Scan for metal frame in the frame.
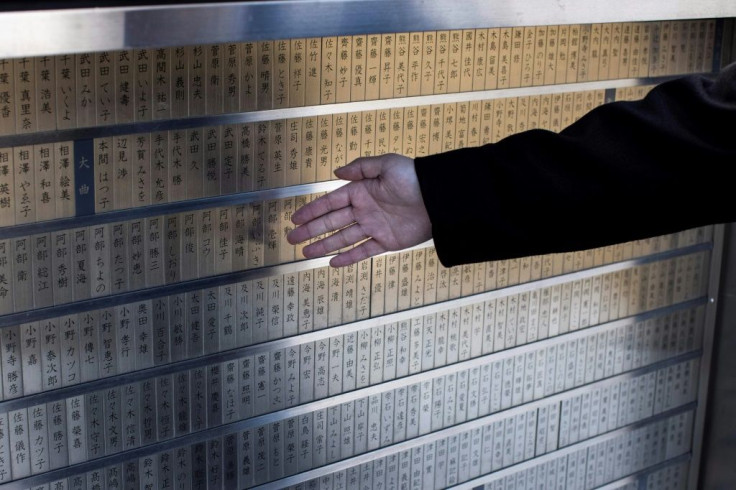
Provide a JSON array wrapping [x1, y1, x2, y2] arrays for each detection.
[[0, 239, 711, 327], [0, 180, 345, 241], [688, 224, 726, 489], [258, 402, 698, 490], [0, 74, 686, 241], [0, 357, 700, 490], [0, 295, 706, 413], [455, 453, 692, 490], [0, 238, 714, 487], [2, 0, 736, 58], [0, 74, 690, 150], [0, 3, 731, 489]]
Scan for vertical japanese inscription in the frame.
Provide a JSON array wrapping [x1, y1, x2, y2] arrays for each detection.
[[35, 58, 57, 131], [0, 58, 15, 135]]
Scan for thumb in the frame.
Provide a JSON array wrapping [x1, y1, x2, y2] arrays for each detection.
[[334, 156, 386, 181]]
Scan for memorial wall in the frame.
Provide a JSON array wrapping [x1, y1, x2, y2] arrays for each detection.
[[0, 6, 732, 489]]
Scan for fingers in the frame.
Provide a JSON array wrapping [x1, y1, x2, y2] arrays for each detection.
[[286, 206, 355, 245], [334, 155, 387, 181], [329, 238, 386, 268], [292, 155, 393, 227], [291, 185, 351, 225], [302, 223, 368, 258]]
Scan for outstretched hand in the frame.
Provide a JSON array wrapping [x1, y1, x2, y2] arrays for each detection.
[[287, 154, 432, 267]]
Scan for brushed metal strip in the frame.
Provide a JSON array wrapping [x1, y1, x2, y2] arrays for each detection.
[[0, 357, 700, 490], [0, 74, 695, 149], [0, 241, 711, 330], [254, 402, 697, 489], [0, 297, 705, 412], [687, 224, 726, 490], [0, 180, 344, 240], [2, 1, 735, 57], [452, 452, 691, 490]]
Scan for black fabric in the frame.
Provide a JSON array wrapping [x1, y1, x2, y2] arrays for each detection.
[[415, 63, 736, 267]]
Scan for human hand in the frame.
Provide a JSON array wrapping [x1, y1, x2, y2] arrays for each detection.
[[287, 153, 432, 267]]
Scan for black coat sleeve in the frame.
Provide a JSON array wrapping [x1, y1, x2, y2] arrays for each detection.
[[414, 63, 736, 267]]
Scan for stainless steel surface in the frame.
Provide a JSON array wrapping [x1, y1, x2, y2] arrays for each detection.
[[0, 180, 344, 240], [0, 350, 699, 489], [0, 3, 729, 488], [453, 451, 691, 490], [0, 74, 694, 150], [688, 225, 725, 490], [2, 1, 736, 58], [593, 475, 641, 490], [0, 240, 710, 329], [0, 295, 705, 413], [254, 403, 697, 490], [700, 223, 736, 490], [0, 253, 333, 328]]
